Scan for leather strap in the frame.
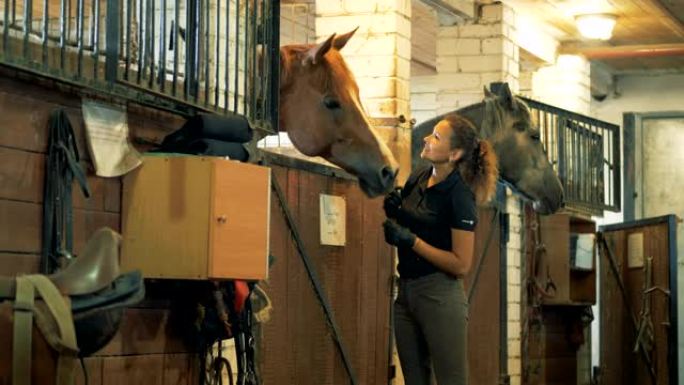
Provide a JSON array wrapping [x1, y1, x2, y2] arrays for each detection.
[[12, 277, 35, 385]]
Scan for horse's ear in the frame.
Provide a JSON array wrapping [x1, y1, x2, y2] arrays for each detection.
[[303, 33, 336, 66], [496, 82, 518, 112], [333, 27, 359, 51], [483, 86, 495, 99]]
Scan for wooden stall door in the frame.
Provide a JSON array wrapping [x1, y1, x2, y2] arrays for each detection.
[[464, 207, 501, 385], [599, 215, 678, 385]]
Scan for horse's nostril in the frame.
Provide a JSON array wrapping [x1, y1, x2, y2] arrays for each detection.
[[380, 166, 396, 183]]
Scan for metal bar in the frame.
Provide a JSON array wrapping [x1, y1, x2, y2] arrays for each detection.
[[213, 0, 219, 109], [192, 0, 199, 101], [124, 0, 131, 80], [250, 0, 257, 120], [93, 0, 101, 80], [160, 0, 166, 91], [3, 0, 9, 55], [77, 0, 84, 78], [268, 0, 279, 131], [203, 0, 208, 106], [233, 0, 239, 111], [105, 0, 120, 82], [90, 0, 96, 56], [242, 0, 248, 115], [23, 0, 32, 59], [557, 116, 566, 196], [42, 0, 48, 69], [259, 0, 267, 123], [223, 0, 229, 111], [183, 0, 190, 99], [172, 0, 178, 95], [65, 0, 70, 46], [613, 119, 621, 210], [137, 0, 143, 84], [149, 0, 155, 89]]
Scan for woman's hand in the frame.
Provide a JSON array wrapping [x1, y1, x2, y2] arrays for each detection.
[[383, 220, 416, 249], [383, 188, 403, 219]]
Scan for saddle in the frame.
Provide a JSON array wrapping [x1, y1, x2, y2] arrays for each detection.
[[0, 228, 145, 385]]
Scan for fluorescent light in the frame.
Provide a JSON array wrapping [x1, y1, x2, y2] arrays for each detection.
[[575, 14, 616, 40]]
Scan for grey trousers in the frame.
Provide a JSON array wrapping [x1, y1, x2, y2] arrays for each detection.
[[394, 272, 468, 385]]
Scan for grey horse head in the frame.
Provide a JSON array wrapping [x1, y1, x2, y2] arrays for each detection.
[[412, 83, 564, 214]]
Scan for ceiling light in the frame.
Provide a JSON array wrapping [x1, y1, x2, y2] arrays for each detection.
[[575, 14, 616, 40]]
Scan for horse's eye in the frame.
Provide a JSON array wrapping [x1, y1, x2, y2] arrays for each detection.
[[531, 134, 540, 141], [323, 96, 341, 110], [513, 122, 527, 132]]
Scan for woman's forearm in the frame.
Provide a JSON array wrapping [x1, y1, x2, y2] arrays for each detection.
[[411, 237, 471, 276]]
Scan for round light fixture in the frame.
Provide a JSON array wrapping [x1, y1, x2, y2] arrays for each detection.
[[575, 14, 617, 40]]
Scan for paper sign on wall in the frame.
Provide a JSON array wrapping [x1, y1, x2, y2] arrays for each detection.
[[320, 194, 346, 246], [628, 232, 644, 268]]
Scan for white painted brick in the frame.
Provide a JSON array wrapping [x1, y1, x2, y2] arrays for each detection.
[[316, 0, 409, 16], [459, 55, 504, 73], [504, 39, 516, 59], [342, 33, 397, 57], [481, 3, 503, 22], [480, 72, 505, 87], [509, 283, 521, 302], [436, 73, 481, 90], [508, 303, 520, 321], [507, 321, 521, 339], [508, 58, 520, 78], [356, 77, 405, 99], [411, 75, 437, 92], [482, 38, 503, 54], [345, 56, 397, 77], [436, 57, 461, 73], [510, 375, 521, 385], [437, 38, 481, 56], [507, 268, 521, 285], [364, 97, 410, 116], [459, 24, 503, 38], [507, 251, 520, 267], [508, 357, 522, 375], [411, 92, 437, 108], [438, 26, 460, 38], [502, 4, 516, 27], [508, 339, 521, 357], [315, 12, 410, 37], [508, 234, 521, 249]]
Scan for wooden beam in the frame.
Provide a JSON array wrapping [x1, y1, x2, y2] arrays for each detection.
[[560, 43, 684, 59]]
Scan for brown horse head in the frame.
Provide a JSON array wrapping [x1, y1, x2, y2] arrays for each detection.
[[279, 29, 399, 197], [412, 83, 564, 214]]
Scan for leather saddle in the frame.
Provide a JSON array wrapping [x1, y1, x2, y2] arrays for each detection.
[[0, 228, 145, 385]]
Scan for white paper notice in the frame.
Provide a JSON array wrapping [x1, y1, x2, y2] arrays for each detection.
[[574, 234, 595, 270], [628, 232, 644, 268], [82, 99, 142, 177], [320, 194, 346, 246]]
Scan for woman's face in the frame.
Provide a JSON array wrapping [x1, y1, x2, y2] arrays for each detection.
[[420, 120, 463, 164]]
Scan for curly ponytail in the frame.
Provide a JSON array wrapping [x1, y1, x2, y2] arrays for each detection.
[[443, 114, 499, 204]]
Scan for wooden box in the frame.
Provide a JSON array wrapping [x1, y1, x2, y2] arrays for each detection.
[[121, 155, 271, 280], [540, 214, 596, 305]]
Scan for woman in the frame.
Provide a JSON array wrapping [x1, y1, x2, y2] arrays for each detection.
[[383, 114, 498, 385]]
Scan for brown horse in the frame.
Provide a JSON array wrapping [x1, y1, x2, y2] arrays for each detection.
[[278, 29, 399, 197], [412, 83, 564, 214]]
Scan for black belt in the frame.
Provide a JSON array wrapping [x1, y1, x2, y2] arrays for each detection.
[[41, 109, 91, 274]]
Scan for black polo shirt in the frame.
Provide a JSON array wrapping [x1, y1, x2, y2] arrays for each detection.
[[396, 166, 478, 279]]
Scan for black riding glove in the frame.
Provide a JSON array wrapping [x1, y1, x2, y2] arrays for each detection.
[[383, 187, 403, 220], [383, 220, 416, 249]]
